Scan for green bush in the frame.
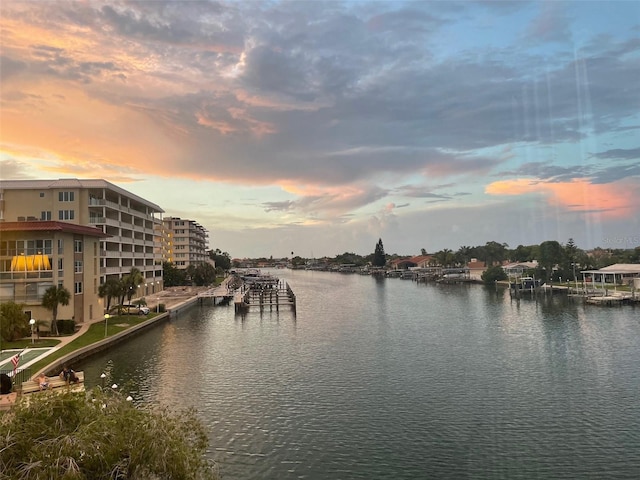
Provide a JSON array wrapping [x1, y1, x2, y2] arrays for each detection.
[[0, 301, 30, 342], [159, 303, 166, 313], [481, 265, 508, 284], [55, 319, 76, 335], [0, 389, 219, 479]]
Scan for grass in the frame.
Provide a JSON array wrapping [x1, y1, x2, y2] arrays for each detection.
[[27, 313, 159, 375]]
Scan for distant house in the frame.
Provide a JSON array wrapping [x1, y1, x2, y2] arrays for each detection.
[[410, 255, 435, 268], [388, 258, 416, 270], [503, 261, 538, 277], [581, 264, 640, 287], [466, 259, 487, 280]]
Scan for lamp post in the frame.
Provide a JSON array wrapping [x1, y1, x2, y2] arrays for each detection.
[[100, 372, 106, 388], [29, 318, 36, 344], [104, 314, 110, 338]]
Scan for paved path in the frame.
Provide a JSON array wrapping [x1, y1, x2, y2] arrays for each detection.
[[1, 281, 232, 376]]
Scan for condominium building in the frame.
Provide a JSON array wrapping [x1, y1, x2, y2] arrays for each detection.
[[161, 217, 209, 269], [0, 179, 165, 316], [0, 221, 107, 325]]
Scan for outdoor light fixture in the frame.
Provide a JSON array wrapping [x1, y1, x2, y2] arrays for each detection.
[[104, 314, 110, 338], [29, 318, 36, 344]]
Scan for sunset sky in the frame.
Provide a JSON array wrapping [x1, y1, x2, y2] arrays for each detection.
[[1, 1, 638, 258]]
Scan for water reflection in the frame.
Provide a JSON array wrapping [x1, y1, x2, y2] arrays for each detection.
[[78, 270, 640, 479]]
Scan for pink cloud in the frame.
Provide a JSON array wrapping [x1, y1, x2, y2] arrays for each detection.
[[485, 178, 639, 219]]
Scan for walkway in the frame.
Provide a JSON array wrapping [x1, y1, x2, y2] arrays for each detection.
[[1, 279, 232, 376], [0, 314, 102, 374]]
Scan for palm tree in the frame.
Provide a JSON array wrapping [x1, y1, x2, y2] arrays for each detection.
[[98, 278, 124, 313], [456, 246, 473, 266], [123, 268, 144, 312], [42, 285, 71, 336], [435, 249, 455, 267]]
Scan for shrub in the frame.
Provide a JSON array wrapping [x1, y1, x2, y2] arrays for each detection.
[[55, 319, 76, 335], [481, 265, 508, 284], [0, 301, 29, 342], [0, 389, 219, 479], [158, 303, 166, 313]]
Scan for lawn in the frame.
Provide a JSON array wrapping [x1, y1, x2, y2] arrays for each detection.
[[28, 314, 158, 375]]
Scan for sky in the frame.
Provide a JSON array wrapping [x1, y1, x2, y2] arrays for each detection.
[[1, 1, 639, 259]]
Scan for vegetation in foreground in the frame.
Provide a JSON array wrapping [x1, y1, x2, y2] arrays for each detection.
[[0, 389, 219, 480]]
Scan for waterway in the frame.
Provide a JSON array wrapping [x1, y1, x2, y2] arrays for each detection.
[[78, 269, 640, 479]]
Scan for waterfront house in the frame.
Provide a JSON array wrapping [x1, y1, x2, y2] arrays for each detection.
[[581, 264, 640, 287], [503, 261, 538, 277], [466, 259, 488, 280]]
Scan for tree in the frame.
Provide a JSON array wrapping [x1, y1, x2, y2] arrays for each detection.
[[98, 278, 124, 312], [373, 238, 386, 267], [538, 240, 564, 281], [0, 389, 219, 479], [42, 285, 71, 336], [481, 265, 508, 284], [192, 263, 216, 286], [563, 238, 580, 281], [291, 255, 305, 267], [455, 246, 472, 266], [122, 267, 144, 306], [510, 244, 535, 262], [435, 249, 455, 267], [483, 241, 508, 266], [209, 249, 231, 271], [163, 261, 186, 287], [185, 265, 197, 285], [0, 301, 29, 342]]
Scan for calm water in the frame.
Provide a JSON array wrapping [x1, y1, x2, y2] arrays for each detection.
[[78, 270, 640, 479]]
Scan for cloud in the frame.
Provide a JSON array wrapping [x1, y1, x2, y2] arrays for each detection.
[[593, 147, 640, 161], [524, 2, 572, 44], [485, 178, 640, 219], [1, 1, 639, 255], [0, 158, 37, 179]]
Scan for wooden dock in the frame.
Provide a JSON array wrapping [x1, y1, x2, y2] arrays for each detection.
[[586, 296, 625, 306], [234, 280, 296, 313], [195, 273, 297, 313]]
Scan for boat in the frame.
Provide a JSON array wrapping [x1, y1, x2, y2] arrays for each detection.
[[510, 276, 541, 290]]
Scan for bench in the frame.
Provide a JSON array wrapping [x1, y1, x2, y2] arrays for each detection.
[[21, 371, 85, 395]]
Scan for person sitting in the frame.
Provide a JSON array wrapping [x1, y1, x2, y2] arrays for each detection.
[[36, 373, 50, 390], [59, 365, 79, 384]]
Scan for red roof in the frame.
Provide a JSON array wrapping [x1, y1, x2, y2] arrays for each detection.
[[0, 221, 109, 237]]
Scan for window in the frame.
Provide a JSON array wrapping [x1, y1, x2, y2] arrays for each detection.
[[74, 240, 83, 253], [58, 191, 75, 202], [74, 261, 83, 273], [58, 239, 64, 254], [58, 258, 64, 273], [41, 211, 52, 220], [39, 192, 44, 197], [58, 210, 75, 220], [74, 282, 83, 294]]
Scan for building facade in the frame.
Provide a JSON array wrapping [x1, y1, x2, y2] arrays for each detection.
[[161, 216, 209, 269], [0, 179, 165, 315], [0, 221, 106, 325]]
